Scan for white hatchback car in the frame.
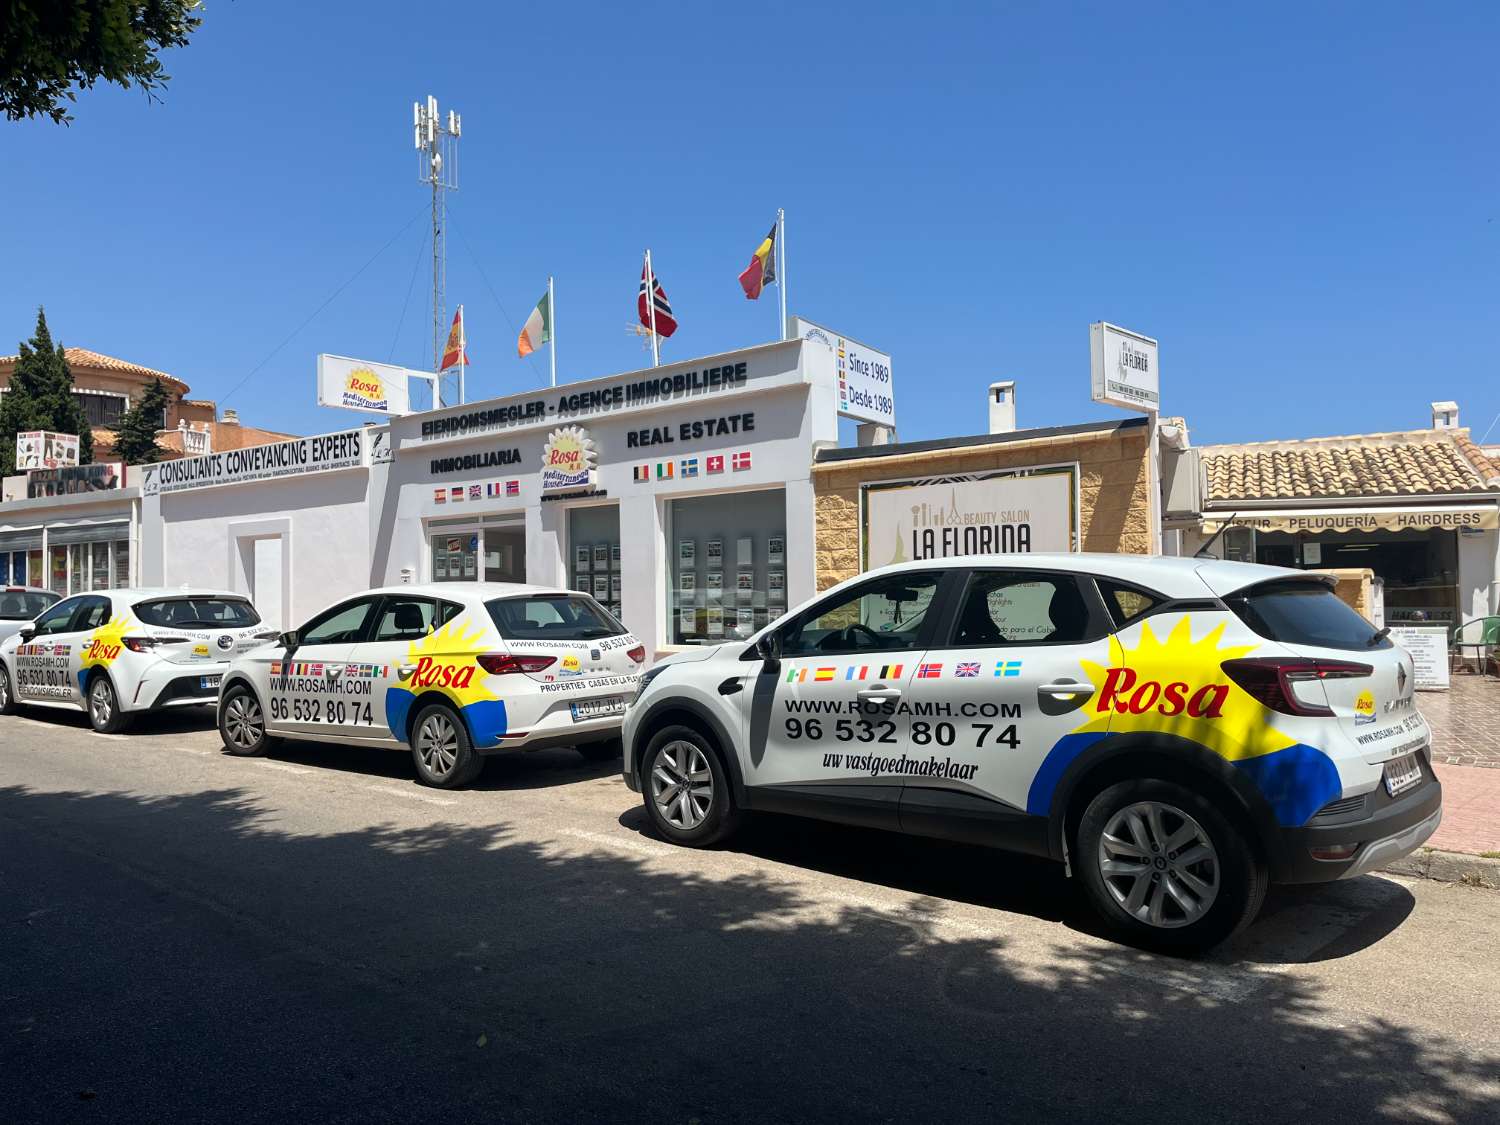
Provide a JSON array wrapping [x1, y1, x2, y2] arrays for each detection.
[[0, 586, 60, 646], [623, 554, 1443, 952], [216, 583, 646, 788], [0, 587, 273, 732]]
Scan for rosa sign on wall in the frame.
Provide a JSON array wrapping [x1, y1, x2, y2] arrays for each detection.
[[862, 468, 1077, 569], [540, 425, 597, 492], [316, 354, 420, 416]]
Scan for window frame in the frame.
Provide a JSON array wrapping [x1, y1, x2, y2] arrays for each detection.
[[1094, 577, 1169, 630], [367, 595, 444, 644], [770, 569, 956, 660], [931, 567, 1114, 651], [70, 594, 113, 632], [32, 595, 83, 636], [295, 596, 382, 647]]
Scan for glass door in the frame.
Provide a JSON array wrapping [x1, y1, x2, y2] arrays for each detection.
[[429, 519, 526, 583], [483, 526, 526, 583]]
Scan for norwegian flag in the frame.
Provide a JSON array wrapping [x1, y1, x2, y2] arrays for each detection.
[[955, 662, 981, 678], [638, 258, 678, 337], [917, 663, 943, 679], [706, 455, 725, 474], [505, 480, 520, 497], [732, 451, 752, 471]]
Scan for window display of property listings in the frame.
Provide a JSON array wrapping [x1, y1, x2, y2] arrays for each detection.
[[668, 489, 785, 644], [569, 505, 623, 621]]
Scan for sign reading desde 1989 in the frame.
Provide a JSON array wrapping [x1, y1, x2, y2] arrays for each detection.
[[789, 316, 896, 429]]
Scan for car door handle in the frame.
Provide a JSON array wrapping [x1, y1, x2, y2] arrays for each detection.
[[397, 663, 417, 679], [1037, 679, 1095, 717], [1038, 680, 1094, 696], [856, 686, 902, 702], [718, 677, 744, 696]]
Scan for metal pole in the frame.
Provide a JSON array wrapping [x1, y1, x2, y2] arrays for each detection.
[[777, 207, 787, 341], [645, 249, 660, 368], [548, 275, 556, 388], [432, 164, 442, 404], [1148, 409, 1163, 555]]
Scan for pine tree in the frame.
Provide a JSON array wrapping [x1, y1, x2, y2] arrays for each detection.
[[113, 377, 170, 465], [0, 307, 93, 475]]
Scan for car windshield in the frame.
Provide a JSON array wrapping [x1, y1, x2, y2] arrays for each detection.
[[1225, 578, 1388, 651], [486, 595, 624, 640], [0, 591, 56, 620], [133, 597, 261, 629]]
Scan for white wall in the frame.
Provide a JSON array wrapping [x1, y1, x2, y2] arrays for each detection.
[[1457, 525, 1499, 621]]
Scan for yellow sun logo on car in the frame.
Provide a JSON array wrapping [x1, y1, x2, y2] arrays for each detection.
[[384, 616, 508, 747], [80, 614, 131, 668]]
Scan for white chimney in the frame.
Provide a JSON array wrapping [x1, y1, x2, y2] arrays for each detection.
[[222, 408, 240, 426], [988, 381, 1016, 434], [1430, 401, 1459, 430]]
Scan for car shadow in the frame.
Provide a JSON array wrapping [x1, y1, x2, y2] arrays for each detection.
[[7, 702, 219, 735], [256, 736, 621, 791]]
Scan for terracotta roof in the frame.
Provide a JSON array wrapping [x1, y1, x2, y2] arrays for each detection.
[[0, 346, 190, 396], [1201, 429, 1500, 503]]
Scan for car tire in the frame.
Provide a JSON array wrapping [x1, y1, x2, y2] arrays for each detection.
[[575, 737, 622, 763], [1075, 778, 1267, 956], [0, 662, 17, 715], [640, 724, 742, 847], [410, 701, 485, 789], [219, 685, 279, 757], [86, 673, 132, 734]]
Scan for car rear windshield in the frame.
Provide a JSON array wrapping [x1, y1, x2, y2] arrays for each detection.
[[486, 595, 624, 640], [133, 597, 261, 629], [1225, 579, 1388, 651], [0, 591, 56, 620]]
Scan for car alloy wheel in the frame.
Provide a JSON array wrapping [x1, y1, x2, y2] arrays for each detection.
[[0, 666, 10, 710], [1097, 800, 1221, 929], [416, 710, 460, 780], [651, 740, 714, 830], [222, 692, 264, 751], [90, 679, 114, 728]]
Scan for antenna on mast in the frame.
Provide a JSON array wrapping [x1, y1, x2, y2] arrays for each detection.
[[413, 95, 461, 407]]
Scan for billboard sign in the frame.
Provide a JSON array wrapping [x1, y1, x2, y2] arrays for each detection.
[[861, 466, 1077, 569], [1089, 322, 1159, 413], [789, 317, 895, 429], [26, 461, 125, 498], [316, 355, 418, 416], [138, 430, 365, 496], [16, 430, 80, 470]]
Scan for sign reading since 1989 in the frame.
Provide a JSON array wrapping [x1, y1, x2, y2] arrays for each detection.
[[1090, 322, 1159, 413], [790, 317, 895, 429]]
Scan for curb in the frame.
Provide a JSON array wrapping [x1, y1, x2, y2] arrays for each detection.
[[1382, 848, 1500, 888]]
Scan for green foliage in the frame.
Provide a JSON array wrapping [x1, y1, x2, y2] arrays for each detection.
[[0, 307, 93, 475], [1, 1, 204, 125], [112, 374, 169, 464]]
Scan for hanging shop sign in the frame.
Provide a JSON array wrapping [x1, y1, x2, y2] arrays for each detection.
[[139, 430, 366, 495], [790, 317, 895, 429], [861, 467, 1077, 568], [316, 354, 426, 416], [1200, 507, 1500, 535], [16, 430, 80, 470], [26, 461, 125, 498], [540, 425, 598, 493], [1089, 322, 1160, 413]]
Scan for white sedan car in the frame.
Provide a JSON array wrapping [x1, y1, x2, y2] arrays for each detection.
[[216, 583, 646, 789], [623, 554, 1442, 953], [0, 587, 273, 732]]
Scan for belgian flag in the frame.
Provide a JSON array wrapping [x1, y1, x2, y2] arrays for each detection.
[[737, 223, 777, 300]]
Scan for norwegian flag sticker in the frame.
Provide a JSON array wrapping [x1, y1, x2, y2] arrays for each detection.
[[917, 663, 942, 679]]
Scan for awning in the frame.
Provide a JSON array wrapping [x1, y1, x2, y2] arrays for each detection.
[[1201, 505, 1500, 535]]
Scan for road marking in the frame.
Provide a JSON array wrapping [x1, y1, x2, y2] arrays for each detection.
[[362, 784, 457, 807], [91, 733, 128, 741], [252, 760, 313, 776], [559, 827, 672, 858]]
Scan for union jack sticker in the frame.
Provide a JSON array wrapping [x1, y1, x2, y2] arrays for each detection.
[[955, 662, 981, 678]]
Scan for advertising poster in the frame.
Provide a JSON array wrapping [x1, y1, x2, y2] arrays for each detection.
[[707, 572, 724, 596], [706, 540, 723, 568], [26, 462, 124, 498], [768, 571, 785, 601], [680, 572, 697, 593], [611, 543, 622, 570], [768, 536, 785, 566], [575, 545, 592, 571], [316, 354, 418, 416], [679, 606, 697, 633], [592, 544, 610, 569], [737, 570, 754, 602], [706, 606, 724, 636], [16, 430, 80, 471], [737, 537, 754, 566], [592, 575, 610, 600], [610, 573, 622, 600], [679, 539, 696, 565], [863, 469, 1076, 568]]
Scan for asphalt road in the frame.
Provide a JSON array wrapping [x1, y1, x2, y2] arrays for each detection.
[[2, 706, 1498, 1124]]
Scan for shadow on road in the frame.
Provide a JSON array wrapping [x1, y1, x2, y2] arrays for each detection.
[[255, 737, 620, 790], [0, 782, 1487, 1124]]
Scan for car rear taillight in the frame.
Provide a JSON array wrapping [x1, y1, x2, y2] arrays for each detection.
[[122, 635, 189, 652], [1220, 657, 1372, 717], [626, 645, 646, 664], [476, 653, 556, 675]]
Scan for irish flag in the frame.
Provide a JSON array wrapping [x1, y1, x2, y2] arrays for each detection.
[[517, 290, 552, 358]]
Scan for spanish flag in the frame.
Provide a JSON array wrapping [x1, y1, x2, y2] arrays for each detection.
[[440, 307, 469, 370], [737, 223, 777, 300]]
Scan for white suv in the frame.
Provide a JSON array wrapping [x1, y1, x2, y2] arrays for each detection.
[[0, 587, 272, 732], [217, 583, 646, 788], [623, 554, 1442, 952]]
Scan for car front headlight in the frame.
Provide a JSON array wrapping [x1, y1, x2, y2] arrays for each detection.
[[632, 663, 670, 705]]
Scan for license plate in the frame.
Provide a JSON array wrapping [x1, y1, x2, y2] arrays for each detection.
[[1384, 753, 1423, 797], [200, 675, 222, 691], [570, 697, 625, 722]]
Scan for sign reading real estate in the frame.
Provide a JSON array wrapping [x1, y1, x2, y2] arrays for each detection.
[[139, 430, 365, 495], [790, 316, 896, 429], [16, 430, 80, 470], [1089, 322, 1160, 413], [316, 355, 418, 416], [862, 468, 1076, 569]]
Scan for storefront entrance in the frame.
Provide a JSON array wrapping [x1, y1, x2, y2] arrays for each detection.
[[428, 516, 526, 584], [1253, 528, 1460, 625]]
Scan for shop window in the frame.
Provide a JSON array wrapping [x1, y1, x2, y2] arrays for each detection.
[[91, 542, 111, 591], [432, 532, 478, 582], [483, 526, 525, 583], [69, 543, 87, 593], [113, 541, 130, 589], [667, 489, 786, 645], [29, 549, 44, 587], [49, 546, 67, 595], [569, 506, 622, 621]]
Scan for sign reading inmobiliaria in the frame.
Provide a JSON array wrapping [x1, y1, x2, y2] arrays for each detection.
[[139, 430, 365, 495]]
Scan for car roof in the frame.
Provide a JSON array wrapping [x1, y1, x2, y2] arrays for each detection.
[[857, 553, 1309, 599], [3, 586, 55, 595], [362, 582, 594, 601], [101, 587, 244, 600]]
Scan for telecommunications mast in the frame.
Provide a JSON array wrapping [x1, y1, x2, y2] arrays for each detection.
[[413, 96, 461, 407]]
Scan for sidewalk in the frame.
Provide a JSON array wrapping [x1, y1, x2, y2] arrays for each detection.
[[1419, 672, 1500, 856]]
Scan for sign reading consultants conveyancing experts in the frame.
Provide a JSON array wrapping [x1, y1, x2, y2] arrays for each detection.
[[138, 431, 365, 495]]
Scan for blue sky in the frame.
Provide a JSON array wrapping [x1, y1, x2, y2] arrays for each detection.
[[2, 2, 1496, 448]]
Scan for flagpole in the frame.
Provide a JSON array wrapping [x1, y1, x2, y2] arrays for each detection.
[[777, 208, 787, 341], [645, 248, 660, 367], [548, 275, 556, 388], [458, 304, 467, 404]]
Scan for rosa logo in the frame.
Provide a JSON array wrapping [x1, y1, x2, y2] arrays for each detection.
[[407, 656, 476, 690], [1095, 667, 1228, 719], [1354, 690, 1376, 725], [342, 366, 388, 410], [559, 653, 582, 677], [85, 640, 121, 662], [540, 425, 597, 492]]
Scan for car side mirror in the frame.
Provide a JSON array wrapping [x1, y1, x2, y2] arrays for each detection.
[[755, 631, 782, 672], [277, 630, 299, 649], [18, 626, 35, 643]]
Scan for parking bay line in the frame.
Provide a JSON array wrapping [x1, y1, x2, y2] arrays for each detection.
[[252, 760, 314, 776], [361, 784, 457, 807]]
